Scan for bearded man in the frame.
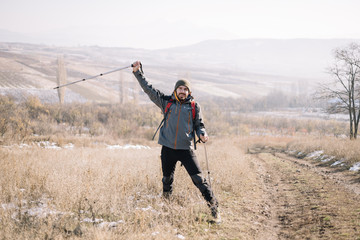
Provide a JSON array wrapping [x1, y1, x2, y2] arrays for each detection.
[[132, 61, 220, 223]]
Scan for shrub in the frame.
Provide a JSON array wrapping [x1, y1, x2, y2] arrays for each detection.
[[0, 95, 348, 144]]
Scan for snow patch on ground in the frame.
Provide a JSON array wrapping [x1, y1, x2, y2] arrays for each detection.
[[295, 150, 360, 171], [176, 234, 186, 239], [81, 218, 125, 228], [106, 144, 151, 150], [36, 141, 74, 149], [331, 158, 345, 166], [2, 142, 149, 150], [321, 155, 336, 162], [1, 193, 126, 230], [1, 195, 64, 220], [350, 162, 360, 171], [306, 150, 324, 159]]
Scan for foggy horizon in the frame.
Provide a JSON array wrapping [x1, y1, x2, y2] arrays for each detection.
[[1, 0, 360, 49]]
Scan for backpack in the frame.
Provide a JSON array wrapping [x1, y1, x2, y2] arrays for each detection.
[[152, 99, 196, 140]]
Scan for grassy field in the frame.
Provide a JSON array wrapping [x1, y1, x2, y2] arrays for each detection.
[[2, 135, 360, 239], [0, 137, 247, 239]]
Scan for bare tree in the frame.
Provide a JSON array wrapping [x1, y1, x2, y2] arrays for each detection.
[[56, 56, 67, 104], [317, 43, 360, 139]]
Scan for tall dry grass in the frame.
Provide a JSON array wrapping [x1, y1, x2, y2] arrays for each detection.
[[0, 137, 254, 239], [286, 136, 360, 164], [2, 134, 360, 239]]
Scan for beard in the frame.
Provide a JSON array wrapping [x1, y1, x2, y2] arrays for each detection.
[[179, 93, 186, 99], [178, 93, 187, 101]]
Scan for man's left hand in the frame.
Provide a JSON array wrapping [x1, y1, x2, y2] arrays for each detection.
[[200, 134, 209, 143]]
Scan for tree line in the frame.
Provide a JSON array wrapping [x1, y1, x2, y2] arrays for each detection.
[[0, 94, 347, 144]]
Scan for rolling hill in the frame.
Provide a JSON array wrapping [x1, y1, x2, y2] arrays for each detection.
[[0, 39, 359, 104]]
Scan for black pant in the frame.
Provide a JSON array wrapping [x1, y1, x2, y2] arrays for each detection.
[[160, 146, 217, 206]]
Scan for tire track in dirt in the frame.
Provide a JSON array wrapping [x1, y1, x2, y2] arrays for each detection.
[[276, 152, 360, 196], [249, 151, 360, 239]]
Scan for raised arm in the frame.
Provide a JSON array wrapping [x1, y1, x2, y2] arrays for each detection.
[[132, 61, 166, 111]]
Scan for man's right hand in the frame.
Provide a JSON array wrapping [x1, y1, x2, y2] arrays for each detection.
[[132, 61, 141, 72]]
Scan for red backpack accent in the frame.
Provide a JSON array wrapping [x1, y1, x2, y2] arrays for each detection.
[[191, 100, 196, 120], [165, 99, 196, 120]]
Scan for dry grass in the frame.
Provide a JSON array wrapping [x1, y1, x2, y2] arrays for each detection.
[[1, 135, 360, 239], [0, 137, 253, 239], [286, 136, 360, 164], [239, 134, 360, 166]]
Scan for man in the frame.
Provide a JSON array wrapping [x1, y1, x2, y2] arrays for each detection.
[[132, 61, 220, 223]]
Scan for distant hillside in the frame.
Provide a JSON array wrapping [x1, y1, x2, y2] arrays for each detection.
[[155, 39, 360, 78], [1, 39, 359, 104], [0, 29, 36, 43]]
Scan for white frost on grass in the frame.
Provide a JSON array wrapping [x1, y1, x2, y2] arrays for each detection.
[[306, 150, 324, 159], [1, 192, 127, 230], [151, 231, 186, 239], [138, 206, 152, 211], [36, 141, 74, 149], [36, 141, 73, 149], [106, 144, 150, 150], [321, 155, 336, 162], [152, 231, 160, 236], [82, 218, 104, 223], [135, 205, 160, 214], [82, 218, 125, 228], [331, 158, 345, 166], [19, 143, 31, 148], [350, 162, 360, 171], [1, 202, 16, 210], [305, 151, 341, 163], [63, 143, 74, 149], [98, 221, 125, 228], [36, 141, 61, 149], [26, 205, 61, 218], [176, 234, 186, 239], [3, 143, 32, 149], [2, 196, 64, 220], [3, 142, 148, 150], [287, 150, 297, 155]]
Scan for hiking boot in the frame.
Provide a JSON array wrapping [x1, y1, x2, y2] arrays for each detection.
[[211, 206, 222, 224], [162, 191, 172, 200]]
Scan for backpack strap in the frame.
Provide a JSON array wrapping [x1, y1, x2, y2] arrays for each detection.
[[191, 100, 195, 120], [152, 99, 173, 140]]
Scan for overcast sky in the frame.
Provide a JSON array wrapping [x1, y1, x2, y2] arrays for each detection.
[[1, 0, 360, 49]]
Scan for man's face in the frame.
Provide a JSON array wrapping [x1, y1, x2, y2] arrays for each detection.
[[176, 85, 189, 101]]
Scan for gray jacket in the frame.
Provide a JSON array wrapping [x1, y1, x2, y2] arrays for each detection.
[[133, 70, 207, 150]]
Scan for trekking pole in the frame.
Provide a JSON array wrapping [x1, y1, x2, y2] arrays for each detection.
[[203, 142, 212, 189], [53, 64, 133, 89]]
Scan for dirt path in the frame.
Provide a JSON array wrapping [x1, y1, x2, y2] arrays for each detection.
[[239, 150, 360, 239]]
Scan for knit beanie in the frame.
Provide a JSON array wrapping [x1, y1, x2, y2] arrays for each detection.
[[174, 79, 191, 93]]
